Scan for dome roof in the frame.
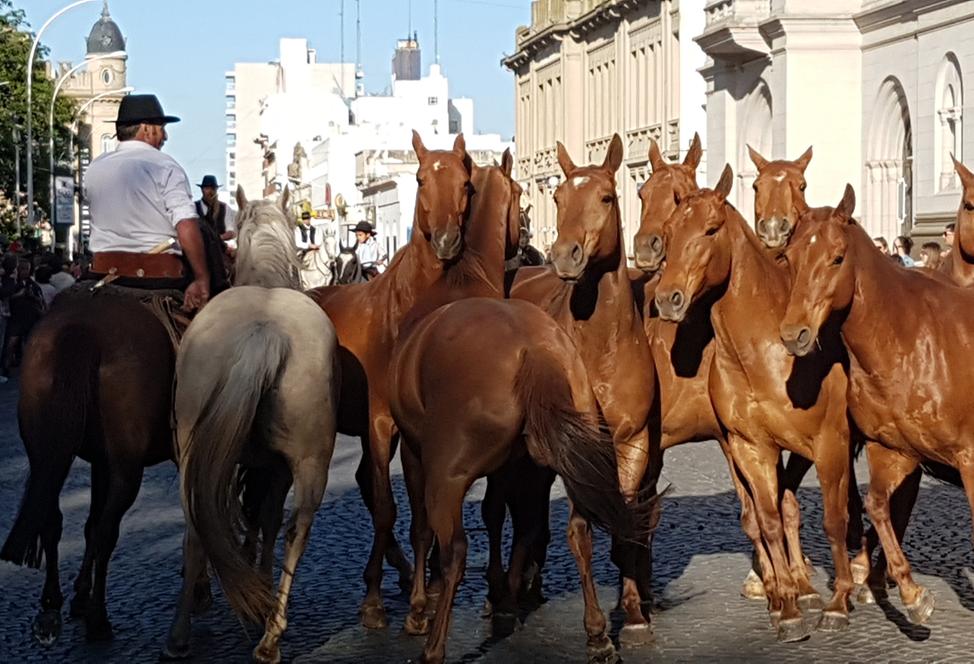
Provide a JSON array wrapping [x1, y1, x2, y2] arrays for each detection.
[[86, 2, 125, 55]]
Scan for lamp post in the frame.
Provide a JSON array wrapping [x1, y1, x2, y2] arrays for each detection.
[[25, 0, 98, 231], [48, 50, 125, 228]]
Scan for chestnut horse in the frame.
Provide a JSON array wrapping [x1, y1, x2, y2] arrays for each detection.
[[941, 156, 974, 286], [779, 185, 974, 625], [2, 281, 179, 645], [307, 131, 472, 628], [390, 296, 653, 664], [654, 169, 854, 641], [510, 134, 658, 641]]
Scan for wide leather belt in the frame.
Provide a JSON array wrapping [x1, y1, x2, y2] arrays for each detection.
[[92, 251, 185, 279]]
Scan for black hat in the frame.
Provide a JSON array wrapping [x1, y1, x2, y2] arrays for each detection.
[[115, 94, 180, 127], [197, 175, 220, 189], [301, 211, 311, 220], [353, 221, 375, 235]]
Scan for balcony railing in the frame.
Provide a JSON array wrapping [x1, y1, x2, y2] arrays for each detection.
[[704, 0, 771, 27]]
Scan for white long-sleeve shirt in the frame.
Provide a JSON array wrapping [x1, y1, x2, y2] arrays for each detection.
[[85, 140, 197, 254], [356, 236, 386, 273]]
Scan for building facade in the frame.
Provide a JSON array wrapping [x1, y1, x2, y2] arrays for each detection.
[[503, 0, 708, 255], [698, 0, 974, 243]]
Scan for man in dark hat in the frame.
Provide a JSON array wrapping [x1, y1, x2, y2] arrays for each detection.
[[353, 221, 385, 279], [195, 175, 237, 245], [294, 211, 320, 256], [84, 94, 211, 311]]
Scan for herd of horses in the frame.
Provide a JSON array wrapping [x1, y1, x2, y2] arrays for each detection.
[[3, 127, 974, 664]]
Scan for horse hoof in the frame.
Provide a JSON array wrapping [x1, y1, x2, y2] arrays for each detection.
[[490, 611, 519, 638], [69, 594, 90, 619], [619, 622, 654, 647], [768, 610, 781, 630], [906, 588, 935, 625], [252, 643, 281, 664], [777, 616, 812, 643], [741, 569, 766, 600], [481, 598, 493, 619], [360, 604, 388, 630], [85, 608, 114, 643], [850, 562, 869, 586], [803, 556, 816, 577], [586, 638, 620, 664], [160, 640, 192, 660], [854, 584, 876, 605], [404, 612, 430, 636], [819, 611, 850, 633], [32, 609, 62, 646], [798, 593, 824, 613]]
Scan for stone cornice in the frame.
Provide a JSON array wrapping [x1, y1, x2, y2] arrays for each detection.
[[854, 0, 955, 32]]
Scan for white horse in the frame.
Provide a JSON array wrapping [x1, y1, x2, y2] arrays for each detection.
[[163, 187, 340, 663], [300, 227, 338, 289]]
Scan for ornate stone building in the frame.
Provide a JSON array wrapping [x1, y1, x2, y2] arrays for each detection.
[[698, 0, 974, 243], [503, 0, 707, 255]]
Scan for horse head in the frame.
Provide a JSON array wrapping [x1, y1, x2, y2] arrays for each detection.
[[952, 155, 974, 257], [233, 185, 301, 289], [333, 243, 363, 284], [412, 130, 473, 262], [780, 185, 857, 357], [750, 145, 812, 250], [634, 133, 701, 273], [654, 165, 735, 323], [549, 134, 624, 281]]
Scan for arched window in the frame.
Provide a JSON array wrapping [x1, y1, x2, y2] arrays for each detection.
[[737, 82, 773, 225], [936, 53, 963, 192]]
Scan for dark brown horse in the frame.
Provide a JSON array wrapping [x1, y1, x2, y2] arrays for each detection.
[[390, 296, 653, 664], [307, 130, 473, 628], [510, 134, 658, 642], [779, 185, 974, 625], [1, 291, 180, 644], [654, 169, 854, 641]]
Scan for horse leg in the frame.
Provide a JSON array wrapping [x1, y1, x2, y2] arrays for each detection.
[[481, 470, 510, 619], [162, 523, 207, 659], [727, 434, 808, 642], [258, 461, 293, 589], [565, 503, 617, 664], [811, 445, 854, 632], [402, 438, 433, 635], [522, 466, 556, 608], [419, 477, 470, 664], [862, 442, 931, 623], [780, 454, 816, 580], [780, 490, 823, 614], [33, 497, 65, 646], [71, 461, 107, 619], [85, 463, 144, 642], [360, 410, 398, 629]]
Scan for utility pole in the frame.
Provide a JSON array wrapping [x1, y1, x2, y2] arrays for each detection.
[[339, 0, 345, 64], [434, 0, 439, 64]]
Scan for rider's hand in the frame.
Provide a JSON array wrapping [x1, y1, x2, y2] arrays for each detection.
[[183, 277, 210, 312], [310, 244, 320, 250]]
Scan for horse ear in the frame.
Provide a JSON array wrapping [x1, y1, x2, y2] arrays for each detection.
[[952, 154, 974, 187], [648, 138, 666, 172], [684, 132, 703, 170], [235, 185, 248, 211], [279, 186, 290, 214], [795, 145, 813, 172], [747, 145, 769, 172], [715, 164, 734, 200], [501, 148, 514, 177], [556, 141, 576, 177], [602, 133, 624, 174], [836, 184, 856, 220], [452, 133, 466, 159], [412, 129, 428, 161]]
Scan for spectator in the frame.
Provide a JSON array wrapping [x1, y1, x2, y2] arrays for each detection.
[[0, 256, 17, 384], [4, 258, 46, 376], [918, 242, 944, 270], [942, 223, 956, 259], [873, 237, 890, 255], [34, 265, 57, 309], [893, 235, 915, 267], [47, 257, 76, 292]]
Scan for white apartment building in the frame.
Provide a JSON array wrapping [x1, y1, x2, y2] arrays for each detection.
[[503, 0, 708, 255]]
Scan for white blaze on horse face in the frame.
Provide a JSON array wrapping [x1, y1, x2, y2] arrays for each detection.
[[773, 172, 787, 183], [810, 234, 817, 245], [433, 160, 444, 171], [572, 176, 590, 189]]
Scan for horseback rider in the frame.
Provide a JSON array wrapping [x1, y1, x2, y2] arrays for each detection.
[[295, 211, 320, 257], [353, 221, 386, 279], [195, 174, 237, 249], [85, 94, 215, 311], [505, 224, 545, 271]]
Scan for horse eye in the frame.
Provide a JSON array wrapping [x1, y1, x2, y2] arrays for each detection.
[[417, 177, 424, 187], [833, 255, 844, 266], [800, 183, 808, 192], [752, 182, 758, 191], [673, 193, 681, 205], [705, 226, 719, 237], [601, 195, 614, 204], [965, 201, 974, 212]]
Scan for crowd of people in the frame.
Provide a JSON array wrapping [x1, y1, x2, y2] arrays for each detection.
[[872, 223, 954, 269]]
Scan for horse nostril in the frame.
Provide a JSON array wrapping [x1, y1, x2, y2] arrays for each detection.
[[571, 244, 582, 263], [781, 220, 792, 234], [757, 219, 768, 236], [650, 235, 662, 252], [670, 291, 684, 308], [797, 327, 811, 347]]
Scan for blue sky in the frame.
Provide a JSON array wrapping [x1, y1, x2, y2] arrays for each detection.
[[24, 0, 529, 185]]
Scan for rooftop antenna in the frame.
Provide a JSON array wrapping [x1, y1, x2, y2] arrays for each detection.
[[339, 0, 345, 64], [355, 0, 364, 95], [408, 0, 412, 40], [434, 0, 439, 64]]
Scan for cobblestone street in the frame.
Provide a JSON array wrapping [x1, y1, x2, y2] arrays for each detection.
[[3, 375, 974, 663]]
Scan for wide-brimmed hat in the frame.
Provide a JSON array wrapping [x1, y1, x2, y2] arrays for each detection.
[[197, 175, 220, 189], [301, 211, 312, 220], [353, 221, 375, 235], [115, 94, 180, 127]]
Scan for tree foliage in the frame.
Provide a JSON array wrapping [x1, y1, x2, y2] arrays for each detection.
[[0, 0, 78, 237]]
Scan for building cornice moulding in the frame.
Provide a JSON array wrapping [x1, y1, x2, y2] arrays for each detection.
[[854, 0, 954, 32]]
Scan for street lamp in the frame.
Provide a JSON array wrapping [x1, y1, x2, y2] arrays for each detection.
[[25, 0, 98, 231], [48, 51, 126, 227]]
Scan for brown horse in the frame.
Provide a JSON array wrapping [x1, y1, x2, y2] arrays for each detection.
[[390, 296, 653, 664], [307, 130, 473, 628], [654, 169, 854, 641], [941, 156, 974, 286], [1, 291, 178, 644], [778, 185, 974, 625], [510, 134, 658, 641]]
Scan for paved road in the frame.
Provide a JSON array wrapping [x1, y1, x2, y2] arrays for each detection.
[[2, 374, 974, 663]]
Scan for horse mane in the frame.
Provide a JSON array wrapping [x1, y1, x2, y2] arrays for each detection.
[[234, 200, 301, 290]]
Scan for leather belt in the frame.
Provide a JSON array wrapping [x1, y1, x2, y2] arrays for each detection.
[[92, 251, 185, 279]]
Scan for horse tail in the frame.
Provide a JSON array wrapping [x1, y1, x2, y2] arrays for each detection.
[[515, 351, 657, 542], [180, 320, 291, 624], [2, 322, 97, 568]]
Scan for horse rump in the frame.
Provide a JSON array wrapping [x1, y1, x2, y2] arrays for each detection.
[[180, 320, 291, 624], [514, 351, 659, 542], [1, 322, 97, 568]]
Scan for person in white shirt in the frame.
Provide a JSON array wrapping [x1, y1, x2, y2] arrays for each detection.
[[85, 94, 210, 311], [353, 221, 386, 279], [294, 211, 319, 255]]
